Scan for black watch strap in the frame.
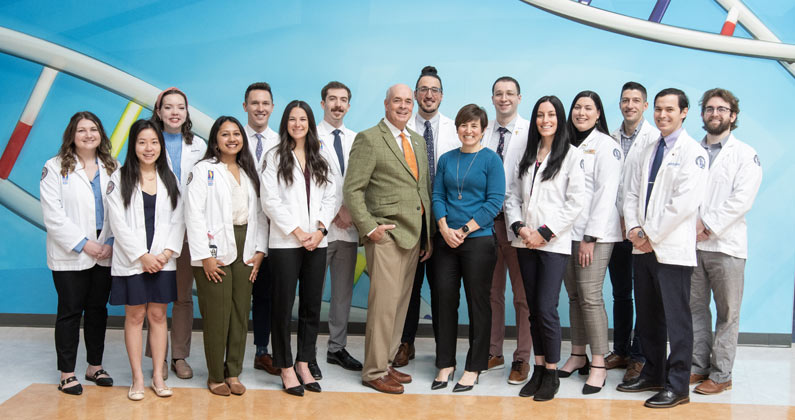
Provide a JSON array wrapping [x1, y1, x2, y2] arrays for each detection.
[[582, 235, 597, 243], [318, 227, 328, 236], [511, 221, 525, 236]]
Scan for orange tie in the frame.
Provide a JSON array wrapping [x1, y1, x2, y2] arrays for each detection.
[[400, 132, 419, 180], [400, 132, 424, 214]]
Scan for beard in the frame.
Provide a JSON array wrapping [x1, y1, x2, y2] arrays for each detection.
[[703, 118, 730, 135]]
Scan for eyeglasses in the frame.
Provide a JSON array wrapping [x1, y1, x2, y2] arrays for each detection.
[[417, 86, 442, 95], [704, 106, 731, 115]]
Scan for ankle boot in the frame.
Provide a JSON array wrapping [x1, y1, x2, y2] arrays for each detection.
[[519, 365, 544, 397], [533, 368, 559, 402]]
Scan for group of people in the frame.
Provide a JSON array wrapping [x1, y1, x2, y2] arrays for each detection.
[[40, 66, 761, 409]]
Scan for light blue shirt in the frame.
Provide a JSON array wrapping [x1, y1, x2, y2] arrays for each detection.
[[164, 132, 183, 183]]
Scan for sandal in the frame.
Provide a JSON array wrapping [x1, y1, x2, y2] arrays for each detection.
[[58, 376, 83, 395], [85, 369, 114, 387]]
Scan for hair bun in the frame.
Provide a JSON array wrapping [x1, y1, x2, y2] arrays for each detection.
[[421, 65, 438, 76]]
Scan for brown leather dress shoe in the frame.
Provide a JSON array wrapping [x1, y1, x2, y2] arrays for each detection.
[[363, 376, 404, 394], [254, 354, 281, 376], [388, 367, 412, 384], [392, 343, 414, 368], [689, 373, 708, 385], [622, 360, 644, 382], [694, 379, 732, 395], [604, 352, 630, 370], [507, 360, 530, 385], [487, 355, 505, 371]]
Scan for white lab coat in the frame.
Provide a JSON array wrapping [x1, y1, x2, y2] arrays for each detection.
[[185, 160, 268, 266], [165, 136, 206, 192], [505, 145, 586, 255], [611, 119, 660, 220], [260, 149, 338, 249], [106, 170, 186, 276], [482, 116, 531, 241], [317, 120, 358, 243], [572, 130, 624, 243], [697, 134, 762, 259], [406, 113, 460, 167], [623, 129, 708, 266], [40, 156, 116, 271]]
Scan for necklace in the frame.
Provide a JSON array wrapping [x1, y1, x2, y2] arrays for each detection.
[[456, 147, 481, 200]]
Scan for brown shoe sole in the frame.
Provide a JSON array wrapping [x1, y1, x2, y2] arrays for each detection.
[[694, 384, 732, 395], [362, 380, 404, 394]]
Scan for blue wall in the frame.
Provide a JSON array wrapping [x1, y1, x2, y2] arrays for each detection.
[[0, 0, 792, 334]]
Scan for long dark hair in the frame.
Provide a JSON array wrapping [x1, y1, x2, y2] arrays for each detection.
[[518, 96, 570, 181], [120, 119, 180, 210], [566, 90, 609, 145], [150, 88, 195, 144], [270, 100, 330, 187], [201, 116, 260, 196], [57, 111, 117, 176]]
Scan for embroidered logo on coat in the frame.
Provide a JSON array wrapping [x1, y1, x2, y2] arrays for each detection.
[[580, 159, 585, 170], [41, 166, 48, 181], [613, 148, 621, 160], [753, 154, 761, 166], [106, 180, 115, 194], [187, 172, 193, 185], [695, 156, 706, 169], [207, 170, 214, 186]]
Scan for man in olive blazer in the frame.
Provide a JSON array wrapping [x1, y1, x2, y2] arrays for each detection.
[[344, 84, 433, 394]]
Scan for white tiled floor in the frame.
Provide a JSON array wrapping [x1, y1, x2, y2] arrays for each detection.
[[1, 326, 794, 406]]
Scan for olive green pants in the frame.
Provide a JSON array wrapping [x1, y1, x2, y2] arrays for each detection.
[[194, 224, 253, 383]]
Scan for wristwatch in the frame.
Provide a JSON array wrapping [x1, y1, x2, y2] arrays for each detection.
[[318, 227, 328, 236], [582, 235, 597, 243], [636, 229, 645, 239], [461, 224, 470, 234]]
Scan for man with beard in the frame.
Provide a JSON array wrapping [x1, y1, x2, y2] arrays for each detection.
[[393, 66, 459, 367], [689, 88, 762, 395], [242, 82, 281, 376], [315, 81, 364, 372]]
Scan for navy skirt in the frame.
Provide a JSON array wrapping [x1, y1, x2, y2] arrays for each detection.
[[110, 270, 177, 306]]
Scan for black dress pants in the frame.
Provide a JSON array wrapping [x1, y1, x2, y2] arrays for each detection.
[[432, 235, 496, 372], [634, 253, 693, 395], [607, 239, 644, 361], [52, 265, 112, 372], [252, 256, 272, 350], [401, 235, 437, 345], [517, 248, 568, 364], [269, 247, 327, 368]]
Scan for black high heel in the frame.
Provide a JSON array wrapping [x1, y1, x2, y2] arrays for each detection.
[[294, 365, 321, 393], [558, 354, 590, 378], [582, 365, 606, 395], [282, 368, 304, 397], [431, 367, 455, 390], [452, 372, 479, 393]]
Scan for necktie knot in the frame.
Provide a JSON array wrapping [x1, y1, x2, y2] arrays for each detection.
[[424, 120, 432, 130], [332, 129, 341, 136], [498, 127, 509, 135]]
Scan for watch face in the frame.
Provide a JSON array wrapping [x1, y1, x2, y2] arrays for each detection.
[[462, 225, 469, 233]]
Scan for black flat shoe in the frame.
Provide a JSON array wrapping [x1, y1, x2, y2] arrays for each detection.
[[308, 360, 322, 380], [327, 349, 363, 371], [644, 389, 689, 408], [533, 368, 559, 402], [519, 365, 544, 397], [85, 369, 113, 387], [452, 372, 478, 393], [558, 354, 590, 378], [582, 366, 606, 395], [58, 376, 83, 395], [616, 377, 664, 393], [431, 368, 455, 390]]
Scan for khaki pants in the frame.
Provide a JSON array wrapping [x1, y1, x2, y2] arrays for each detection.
[[361, 234, 420, 382]]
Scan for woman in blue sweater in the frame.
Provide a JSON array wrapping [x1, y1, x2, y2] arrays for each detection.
[[430, 104, 505, 392]]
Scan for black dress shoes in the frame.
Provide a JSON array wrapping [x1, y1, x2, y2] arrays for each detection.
[[308, 360, 322, 380], [327, 349, 363, 371], [294, 366, 322, 393], [644, 390, 690, 408], [533, 368, 559, 402], [519, 365, 544, 397], [616, 377, 664, 393], [282, 381, 304, 397]]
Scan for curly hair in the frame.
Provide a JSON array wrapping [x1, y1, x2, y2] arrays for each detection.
[[57, 111, 117, 176]]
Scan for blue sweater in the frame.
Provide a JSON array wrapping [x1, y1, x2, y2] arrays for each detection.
[[432, 147, 505, 238]]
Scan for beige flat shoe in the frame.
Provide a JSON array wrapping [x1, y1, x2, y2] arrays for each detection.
[[151, 383, 173, 398], [225, 378, 246, 395], [128, 385, 145, 401]]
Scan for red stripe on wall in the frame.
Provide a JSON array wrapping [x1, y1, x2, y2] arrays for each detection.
[[0, 121, 33, 179]]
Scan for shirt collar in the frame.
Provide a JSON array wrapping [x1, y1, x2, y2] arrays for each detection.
[[415, 112, 440, 129], [318, 119, 346, 136], [620, 119, 643, 139], [700, 133, 730, 149], [661, 127, 684, 149], [383, 118, 409, 139], [495, 115, 518, 134], [245, 124, 266, 138]]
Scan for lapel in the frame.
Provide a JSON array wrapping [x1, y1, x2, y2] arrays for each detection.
[[72, 155, 92, 188], [378, 120, 416, 181], [709, 133, 735, 170]]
